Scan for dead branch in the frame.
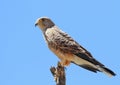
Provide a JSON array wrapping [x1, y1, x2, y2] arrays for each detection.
[[50, 62, 66, 85]]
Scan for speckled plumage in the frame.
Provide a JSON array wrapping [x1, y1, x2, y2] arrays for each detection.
[[35, 17, 116, 77]]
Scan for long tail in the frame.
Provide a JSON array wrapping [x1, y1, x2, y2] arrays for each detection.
[[97, 65, 116, 77], [72, 55, 116, 77]]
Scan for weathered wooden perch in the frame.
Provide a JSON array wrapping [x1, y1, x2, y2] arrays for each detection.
[[50, 62, 66, 85]]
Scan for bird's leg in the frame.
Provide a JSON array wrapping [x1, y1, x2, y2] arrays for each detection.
[[60, 60, 71, 67]]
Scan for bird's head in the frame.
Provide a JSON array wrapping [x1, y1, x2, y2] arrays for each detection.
[[35, 17, 55, 31]]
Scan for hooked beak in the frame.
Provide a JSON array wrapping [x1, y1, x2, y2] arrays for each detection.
[[35, 23, 38, 27]]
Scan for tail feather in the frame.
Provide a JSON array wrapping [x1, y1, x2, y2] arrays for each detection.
[[72, 61, 99, 73], [72, 55, 116, 77], [97, 66, 116, 77]]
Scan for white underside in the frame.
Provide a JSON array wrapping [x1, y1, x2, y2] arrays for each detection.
[[73, 55, 97, 68]]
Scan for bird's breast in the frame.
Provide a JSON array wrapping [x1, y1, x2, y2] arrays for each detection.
[[47, 42, 74, 62], [44, 27, 74, 62]]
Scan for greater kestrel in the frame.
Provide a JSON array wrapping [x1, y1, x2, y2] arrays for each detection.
[[35, 17, 116, 77]]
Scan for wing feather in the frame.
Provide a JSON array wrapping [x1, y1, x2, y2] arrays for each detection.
[[49, 27, 104, 66]]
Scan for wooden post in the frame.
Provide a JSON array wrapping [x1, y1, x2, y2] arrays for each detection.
[[50, 62, 66, 85]]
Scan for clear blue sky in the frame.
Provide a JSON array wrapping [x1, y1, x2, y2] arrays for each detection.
[[0, 0, 120, 85]]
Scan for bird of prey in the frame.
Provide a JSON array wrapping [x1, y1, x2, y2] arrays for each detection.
[[35, 17, 116, 77]]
